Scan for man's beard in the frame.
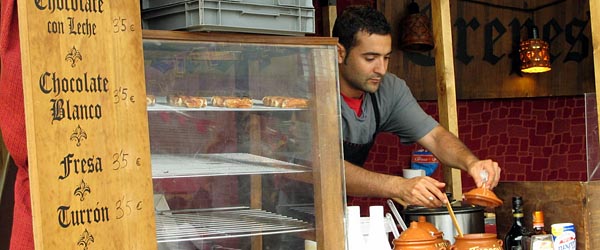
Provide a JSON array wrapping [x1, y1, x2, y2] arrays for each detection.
[[348, 76, 381, 94]]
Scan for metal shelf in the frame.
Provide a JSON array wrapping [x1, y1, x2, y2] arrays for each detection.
[[155, 208, 314, 242], [147, 97, 307, 112], [147, 103, 306, 111], [152, 153, 311, 178]]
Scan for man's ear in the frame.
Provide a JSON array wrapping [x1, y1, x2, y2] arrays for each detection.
[[336, 43, 346, 63]]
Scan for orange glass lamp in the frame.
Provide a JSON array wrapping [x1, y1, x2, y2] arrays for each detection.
[[519, 26, 551, 73]]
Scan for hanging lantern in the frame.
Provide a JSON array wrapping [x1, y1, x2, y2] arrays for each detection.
[[399, 1, 434, 52], [519, 26, 551, 73]]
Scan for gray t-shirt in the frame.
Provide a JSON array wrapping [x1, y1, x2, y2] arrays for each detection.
[[341, 73, 438, 145]]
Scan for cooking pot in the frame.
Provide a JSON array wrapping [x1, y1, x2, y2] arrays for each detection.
[[403, 203, 484, 244]]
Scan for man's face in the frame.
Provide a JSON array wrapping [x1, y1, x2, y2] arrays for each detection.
[[338, 31, 392, 97]]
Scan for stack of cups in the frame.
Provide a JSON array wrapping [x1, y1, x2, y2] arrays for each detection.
[[365, 206, 392, 250], [347, 206, 366, 250], [347, 206, 392, 250], [403, 169, 425, 178]]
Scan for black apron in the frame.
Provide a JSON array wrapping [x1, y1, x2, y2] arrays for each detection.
[[343, 93, 380, 166]]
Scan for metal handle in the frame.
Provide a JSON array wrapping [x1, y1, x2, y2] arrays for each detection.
[[241, 10, 280, 17], [387, 199, 407, 231], [386, 213, 400, 239], [480, 169, 489, 184]]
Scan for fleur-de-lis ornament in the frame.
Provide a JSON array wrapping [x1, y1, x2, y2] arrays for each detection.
[[77, 229, 94, 250], [65, 46, 83, 67], [70, 125, 87, 147], [73, 179, 91, 201]]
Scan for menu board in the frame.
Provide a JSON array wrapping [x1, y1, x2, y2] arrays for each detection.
[[17, 0, 157, 249]]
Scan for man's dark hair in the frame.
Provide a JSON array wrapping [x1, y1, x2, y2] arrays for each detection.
[[332, 5, 392, 51]]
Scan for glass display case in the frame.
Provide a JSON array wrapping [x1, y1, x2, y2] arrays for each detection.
[[142, 30, 346, 250]]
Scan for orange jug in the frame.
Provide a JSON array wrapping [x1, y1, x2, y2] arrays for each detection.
[[450, 233, 503, 250], [393, 221, 447, 250], [414, 216, 450, 249]]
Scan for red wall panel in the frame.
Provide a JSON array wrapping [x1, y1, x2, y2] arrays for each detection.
[[349, 96, 588, 210]]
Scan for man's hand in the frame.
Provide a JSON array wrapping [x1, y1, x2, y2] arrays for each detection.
[[395, 176, 448, 207], [466, 159, 501, 189], [345, 161, 448, 208]]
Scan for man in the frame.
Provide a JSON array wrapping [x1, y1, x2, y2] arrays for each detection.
[[333, 5, 500, 208]]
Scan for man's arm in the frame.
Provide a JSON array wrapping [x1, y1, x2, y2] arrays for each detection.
[[344, 160, 448, 207], [417, 125, 501, 188]]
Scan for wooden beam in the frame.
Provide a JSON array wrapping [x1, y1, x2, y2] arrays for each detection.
[[322, 6, 337, 37], [311, 48, 346, 250], [589, 6, 600, 248], [321, 0, 337, 37], [591, 0, 600, 158], [431, 0, 462, 198]]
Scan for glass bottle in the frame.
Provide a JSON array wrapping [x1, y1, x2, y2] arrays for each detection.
[[531, 211, 546, 235], [528, 211, 553, 250], [504, 196, 527, 250]]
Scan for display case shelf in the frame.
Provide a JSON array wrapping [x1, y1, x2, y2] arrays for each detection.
[[152, 153, 311, 178], [147, 103, 306, 112], [147, 96, 308, 112], [156, 208, 313, 242]]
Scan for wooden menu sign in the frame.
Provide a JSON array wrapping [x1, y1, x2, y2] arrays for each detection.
[[17, 0, 157, 249]]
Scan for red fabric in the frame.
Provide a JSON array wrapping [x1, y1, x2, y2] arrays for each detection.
[[341, 92, 364, 117], [0, 0, 34, 249]]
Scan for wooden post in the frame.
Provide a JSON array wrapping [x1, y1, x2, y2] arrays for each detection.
[[249, 114, 263, 250], [430, 0, 463, 198], [321, 0, 337, 36], [311, 46, 346, 250], [591, 0, 600, 152], [590, 1, 600, 248]]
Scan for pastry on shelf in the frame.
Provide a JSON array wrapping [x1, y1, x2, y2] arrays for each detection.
[[183, 96, 207, 108], [281, 97, 310, 108], [261, 96, 285, 107], [167, 95, 185, 107], [146, 94, 156, 106], [211, 96, 253, 108], [167, 95, 207, 108], [262, 96, 309, 108]]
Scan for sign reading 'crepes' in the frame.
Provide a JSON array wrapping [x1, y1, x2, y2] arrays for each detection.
[[17, 0, 156, 249]]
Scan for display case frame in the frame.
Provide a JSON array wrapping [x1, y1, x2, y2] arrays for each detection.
[[142, 29, 346, 250]]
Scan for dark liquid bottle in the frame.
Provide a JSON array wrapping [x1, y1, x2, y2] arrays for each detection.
[[504, 196, 528, 250]]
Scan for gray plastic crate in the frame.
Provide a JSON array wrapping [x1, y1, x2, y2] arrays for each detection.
[[141, 0, 315, 36], [142, 0, 185, 10], [142, 0, 312, 10]]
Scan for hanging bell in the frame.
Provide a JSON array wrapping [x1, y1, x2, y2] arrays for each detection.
[[399, 1, 434, 52]]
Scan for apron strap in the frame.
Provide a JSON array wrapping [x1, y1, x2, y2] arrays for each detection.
[[369, 93, 380, 135], [342, 93, 381, 167]]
